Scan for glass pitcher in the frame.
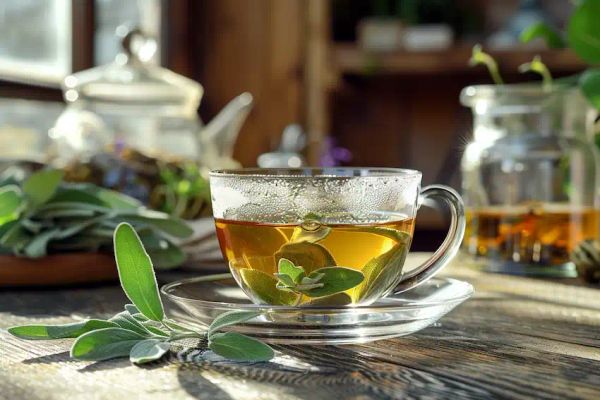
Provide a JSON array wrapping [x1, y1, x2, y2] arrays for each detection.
[[460, 84, 599, 277]]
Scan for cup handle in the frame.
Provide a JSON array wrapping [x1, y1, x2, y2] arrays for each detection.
[[394, 184, 465, 293]]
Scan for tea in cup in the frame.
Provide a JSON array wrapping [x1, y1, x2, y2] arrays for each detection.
[[210, 168, 464, 306]]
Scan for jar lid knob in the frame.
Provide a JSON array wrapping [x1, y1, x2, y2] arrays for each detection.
[[119, 27, 157, 64]]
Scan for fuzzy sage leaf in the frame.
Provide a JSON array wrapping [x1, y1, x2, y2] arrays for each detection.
[[22, 169, 63, 208], [8, 320, 118, 340], [114, 223, 164, 322], [70, 328, 146, 361], [209, 332, 274, 362], [208, 311, 261, 339], [129, 339, 171, 364]]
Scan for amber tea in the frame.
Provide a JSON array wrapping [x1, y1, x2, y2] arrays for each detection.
[[216, 216, 415, 306], [464, 203, 599, 270], [210, 168, 465, 307]]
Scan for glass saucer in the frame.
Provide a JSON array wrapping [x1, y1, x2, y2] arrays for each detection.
[[161, 274, 473, 345]]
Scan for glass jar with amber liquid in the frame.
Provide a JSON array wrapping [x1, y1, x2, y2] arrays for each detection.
[[460, 84, 599, 277]]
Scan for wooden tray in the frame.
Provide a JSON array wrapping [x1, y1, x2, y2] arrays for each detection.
[[0, 253, 118, 287]]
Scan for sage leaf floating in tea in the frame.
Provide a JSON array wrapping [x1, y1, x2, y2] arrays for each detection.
[[274, 241, 336, 274], [354, 231, 411, 302], [241, 268, 300, 305]]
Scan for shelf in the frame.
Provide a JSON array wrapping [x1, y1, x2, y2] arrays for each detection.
[[333, 44, 587, 75]]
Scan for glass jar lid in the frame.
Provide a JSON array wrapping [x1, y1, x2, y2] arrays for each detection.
[[62, 29, 202, 116]]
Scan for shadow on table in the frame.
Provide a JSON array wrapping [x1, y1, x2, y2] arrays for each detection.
[[175, 345, 384, 400]]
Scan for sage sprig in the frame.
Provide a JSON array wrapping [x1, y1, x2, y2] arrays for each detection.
[[273, 258, 364, 301], [8, 223, 275, 364], [0, 169, 192, 268]]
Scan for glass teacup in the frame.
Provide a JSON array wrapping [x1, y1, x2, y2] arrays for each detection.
[[210, 168, 465, 306]]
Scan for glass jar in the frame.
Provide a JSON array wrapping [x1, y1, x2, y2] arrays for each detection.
[[460, 84, 599, 277]]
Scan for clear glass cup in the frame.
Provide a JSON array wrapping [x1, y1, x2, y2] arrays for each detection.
[[460, 84, 599, 277], [210, 168, 465, 306]]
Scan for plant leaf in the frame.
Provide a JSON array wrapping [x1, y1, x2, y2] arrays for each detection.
[[274, 273, 296, 288], [290, 225, 331, 243], [354, 234, 411, 302], [109, 311, 154, 337], [305, 292, 352, 306], [240, 269, 299, 305], [129, 339, 170, 364], [124, 304, 141, 315], [300, 267, 364, 298], [208, 311, 260, 338], [278, 258, 305, 283], [114, 223, 164, 321], [580, 68, 600, 110], [520, 22, 565, 48], [23, 228, 61, 258], [8, 320, 118, 340], [141, 236, 186, 269], [567, 0, 600, 64], [0, 221, 30, 254], [0, 185, 23, 224], [209, 332, 274, 362], [93, 187, 142, 210], [22, 169, 63, 207], [118, 209, 193, 238], [49, 188, 108, 207], [70, 327, 145, 361], [275, 242, 336, 274]]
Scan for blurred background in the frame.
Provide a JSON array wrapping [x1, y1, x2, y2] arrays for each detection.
[[0, 0, 584, 250]]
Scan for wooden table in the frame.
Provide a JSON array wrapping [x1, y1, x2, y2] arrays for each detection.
[[2, 255, 600, 400]]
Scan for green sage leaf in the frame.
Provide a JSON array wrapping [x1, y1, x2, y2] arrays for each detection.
[[49, 188, 108, 207], [23, 228, 61, 258], [124, 304, 141, 315], [300, 267, 364, 298], [8, 320, 118, 340], [290, 225, 331, 243], [22, 169, 63, 207], [109, 311, 154, 337], [70, 327, 145, 361], [209, 332, 274, 362], [208, 311, 260, 339], [141, 235, 186, 269], [567, 0, 600, 64], [580, 68, 600, 110], [129, 339, 170, 364], [240, 269, 299, 305], [354, 234, 411, 302], [274, 242, 336, 274], [0, 185, 23, 224], [118, 209, 193, 238], [114, 223, 164, 321], [520, 22, 565, 48], [305, 292, 352, 306], [278, 258, 305, 283]]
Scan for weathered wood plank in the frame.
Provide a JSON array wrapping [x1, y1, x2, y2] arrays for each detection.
[[1, 261, 600, 400]]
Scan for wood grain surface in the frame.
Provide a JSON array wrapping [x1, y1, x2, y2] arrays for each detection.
[[1, 255, 600, 400]]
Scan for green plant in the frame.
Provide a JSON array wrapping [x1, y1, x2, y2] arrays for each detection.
[[0, 169, 192, 268], [8, 223, 274, 364], [471, 0, 600, 110]]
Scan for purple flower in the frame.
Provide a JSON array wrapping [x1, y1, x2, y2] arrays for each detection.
[[319, 137, 352, 167]]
